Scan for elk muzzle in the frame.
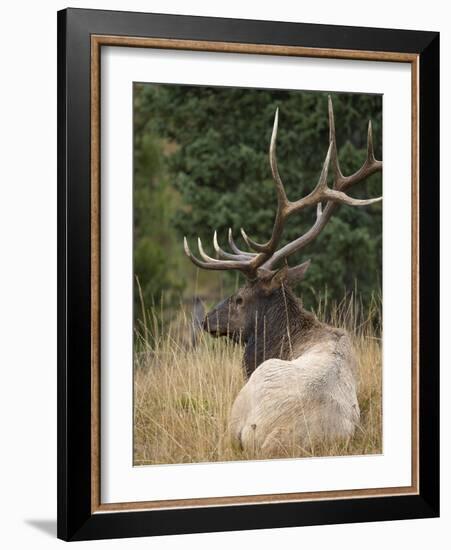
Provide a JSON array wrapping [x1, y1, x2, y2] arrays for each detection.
[[202, 297, 236, 338]]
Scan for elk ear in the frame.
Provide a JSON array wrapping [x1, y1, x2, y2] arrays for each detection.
[[287, 259, 311, 285], [264, 264, 289, 291]]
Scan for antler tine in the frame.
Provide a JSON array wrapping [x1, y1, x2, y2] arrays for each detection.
[[183, 237, 256, 275], [269, 108, 289, 205], [286, 141, 332, 212], [328, 95, 335, 143], [184, 237, 210, 270], [367, 120, 375, 162], [213, 230, 251, 260], [328, 95, 343, 180], [337, 117, 382, 193], [237, 108, 290, 256], [325, 188, 382, 207], [316, 202, 323, 220], [197, 237, 219, 263], [228, 228, 255, 257], [317, 141, 331, 193]]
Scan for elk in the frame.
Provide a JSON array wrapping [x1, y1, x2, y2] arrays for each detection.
[[183, 96, 382, 453]]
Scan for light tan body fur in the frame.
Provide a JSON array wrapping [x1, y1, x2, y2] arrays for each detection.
[[230, 330, 360, 454]]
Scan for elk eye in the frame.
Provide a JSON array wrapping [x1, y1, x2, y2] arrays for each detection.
[[236, 296, 243, 306]]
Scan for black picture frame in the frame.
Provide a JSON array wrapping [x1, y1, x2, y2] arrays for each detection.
[[57, 7, 439, 541]]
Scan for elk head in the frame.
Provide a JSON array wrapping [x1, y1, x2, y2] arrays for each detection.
[[200, 260, 312, 343], [183, 96, 382, 372]]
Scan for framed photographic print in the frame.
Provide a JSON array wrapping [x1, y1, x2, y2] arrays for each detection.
[[57, 8, 439, 541]]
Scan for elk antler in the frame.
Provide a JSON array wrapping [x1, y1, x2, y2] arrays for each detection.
[[184, 95, 382, 279]]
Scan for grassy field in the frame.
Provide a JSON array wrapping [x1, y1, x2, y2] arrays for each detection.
[[133, 293, 382, 465]]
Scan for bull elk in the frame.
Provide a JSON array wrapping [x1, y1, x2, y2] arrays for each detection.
[[183, 96, 382, 453]]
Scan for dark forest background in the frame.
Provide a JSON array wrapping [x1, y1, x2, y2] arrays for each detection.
[[133, 84, 382, 326]]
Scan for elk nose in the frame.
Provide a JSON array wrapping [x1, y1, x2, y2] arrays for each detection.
[[202, 316, 209, 331]]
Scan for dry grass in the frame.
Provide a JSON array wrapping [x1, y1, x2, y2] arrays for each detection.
[[133, 293, 382, 465]]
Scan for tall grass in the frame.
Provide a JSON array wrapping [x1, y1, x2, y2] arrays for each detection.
[[134, 292, 382, 465]]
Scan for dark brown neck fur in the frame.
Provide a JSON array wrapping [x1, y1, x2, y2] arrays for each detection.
[[243, 286, 321, 378]]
